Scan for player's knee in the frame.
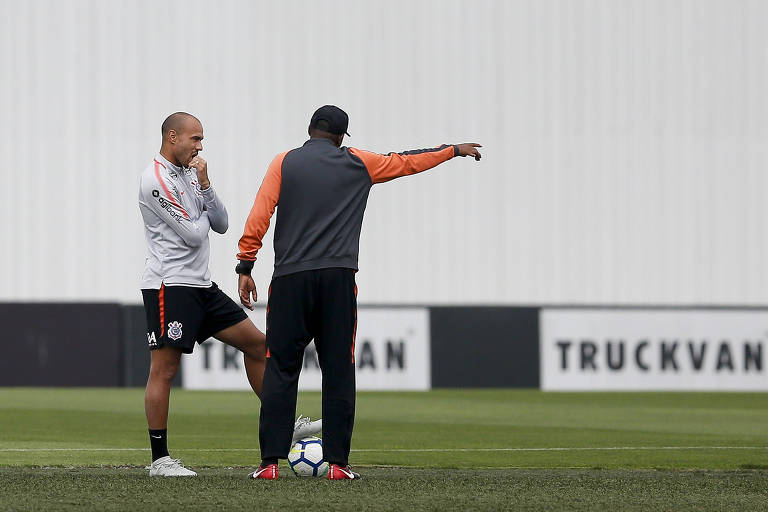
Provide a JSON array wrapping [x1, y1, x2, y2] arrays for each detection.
[[242, 330, 266, 361], [149, 360, 180, 382], [245, 342, 266, 363]]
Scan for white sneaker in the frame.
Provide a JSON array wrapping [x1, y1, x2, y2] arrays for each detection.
[[292, 415, 322, 444], [148, 456, 198, 477]]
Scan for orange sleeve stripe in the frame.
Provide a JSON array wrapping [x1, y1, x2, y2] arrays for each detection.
[[154, 160, 190, 220], [237, 152, 288, 261], [349, 145, 454, 184]]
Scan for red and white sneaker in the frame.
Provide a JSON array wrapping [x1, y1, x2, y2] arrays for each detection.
[[248, 463, 278, 480], [328, 464, 361, 480]]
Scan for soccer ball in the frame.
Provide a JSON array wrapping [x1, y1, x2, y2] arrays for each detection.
[[288, 437, 328, 477]]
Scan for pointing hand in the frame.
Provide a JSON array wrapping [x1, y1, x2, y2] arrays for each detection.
[[455, 143, 482, 161]]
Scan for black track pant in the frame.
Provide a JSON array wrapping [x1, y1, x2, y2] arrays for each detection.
[[259, 267, 357, 465]]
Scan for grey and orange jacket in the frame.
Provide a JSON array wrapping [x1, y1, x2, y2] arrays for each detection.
[[237, 138, 460, 277]]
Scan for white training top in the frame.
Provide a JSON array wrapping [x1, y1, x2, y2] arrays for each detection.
[[138, 153, 228, 289]]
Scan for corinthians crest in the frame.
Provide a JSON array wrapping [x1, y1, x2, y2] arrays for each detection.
[[167, 321, 183, 341]]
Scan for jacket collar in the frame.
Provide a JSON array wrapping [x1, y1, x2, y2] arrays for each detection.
[[155, 153, 185, 175]]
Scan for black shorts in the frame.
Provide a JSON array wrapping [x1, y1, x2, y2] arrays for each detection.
[[141, 282, 248, 354]]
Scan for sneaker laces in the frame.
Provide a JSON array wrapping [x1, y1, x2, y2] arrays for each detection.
[[146, 458, 186, 471], [158, 458, 184, 468]]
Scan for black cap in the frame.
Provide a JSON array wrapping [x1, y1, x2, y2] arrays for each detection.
[[309, 105, 350, 136]]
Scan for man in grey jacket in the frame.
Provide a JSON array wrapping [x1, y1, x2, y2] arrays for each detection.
[[138, 112, 319, 477]]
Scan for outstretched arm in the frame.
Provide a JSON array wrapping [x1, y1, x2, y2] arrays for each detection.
[[350, 143, 481, 184]]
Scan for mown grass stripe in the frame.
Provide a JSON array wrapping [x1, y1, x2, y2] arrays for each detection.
[[1, 446, 765, 453]]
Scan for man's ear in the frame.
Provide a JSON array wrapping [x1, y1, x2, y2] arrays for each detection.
[[169, 129, 178, 144], [336, 134, 344, 147]]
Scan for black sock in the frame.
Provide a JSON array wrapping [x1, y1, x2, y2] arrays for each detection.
[[149, 429, 169, 462], [261, 457, 278, 466]]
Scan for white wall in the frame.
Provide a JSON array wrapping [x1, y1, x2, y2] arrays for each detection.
[[1, 0, 766, 305]]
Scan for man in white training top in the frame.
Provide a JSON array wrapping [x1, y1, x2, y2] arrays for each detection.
[[138, 112, 320, 477]]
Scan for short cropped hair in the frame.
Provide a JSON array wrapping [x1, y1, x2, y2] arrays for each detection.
[[161, 112, 199, 137]]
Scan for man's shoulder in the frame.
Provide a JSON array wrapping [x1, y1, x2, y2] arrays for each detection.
[[141, 157, 161, 177], [265, 149, 298, 171], [345, 146, 376, 156], [139, 158, 173, 196], [344, 147, 377, 166], [143, 157, 184, 181], [275, 148, 297, 160]]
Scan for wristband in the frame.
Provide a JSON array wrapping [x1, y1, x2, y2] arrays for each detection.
[[235, 260, 254, 275]]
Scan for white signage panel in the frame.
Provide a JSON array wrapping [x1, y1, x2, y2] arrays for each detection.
[[541, 309, 768, 391], [183, 307, 430, 391]]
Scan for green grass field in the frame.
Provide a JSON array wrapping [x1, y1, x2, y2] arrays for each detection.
[[1, 388, 768, 511]]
